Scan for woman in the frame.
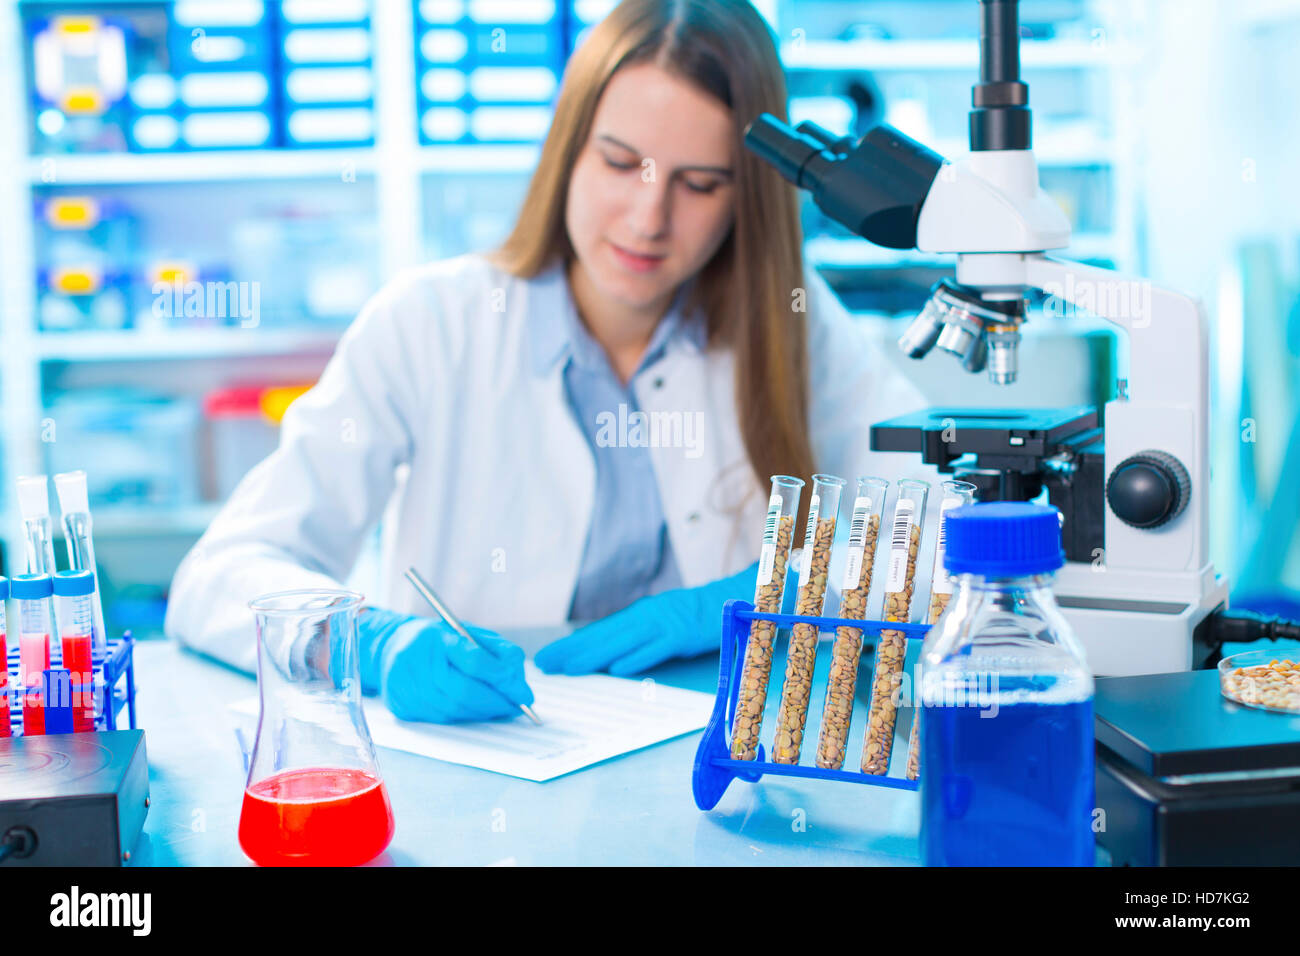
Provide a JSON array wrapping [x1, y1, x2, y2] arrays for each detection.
[[166, 0, 929, 723]]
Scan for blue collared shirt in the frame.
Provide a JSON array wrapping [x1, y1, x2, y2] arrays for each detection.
[[527, 264, 706, 621]]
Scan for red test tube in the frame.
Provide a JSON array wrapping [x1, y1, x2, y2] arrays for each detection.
[[11, 573, 53, 736], [0, 576, 10, 738], [54, 571, 97, 732]]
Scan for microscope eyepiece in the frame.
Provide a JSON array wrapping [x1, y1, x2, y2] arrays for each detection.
[[744, 114, 944, 249], [743, 114, 832, 188]]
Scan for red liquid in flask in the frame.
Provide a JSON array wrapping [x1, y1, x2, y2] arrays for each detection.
[[238, 767, 394, 866]]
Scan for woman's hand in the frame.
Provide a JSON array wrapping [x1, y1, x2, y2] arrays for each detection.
[[535, 563, 759, 676], [358, 608, 533, 723]]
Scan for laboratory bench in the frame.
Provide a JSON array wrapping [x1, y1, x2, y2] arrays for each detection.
[[125, 634, 925, 867], [91, 632, 1300, 866]]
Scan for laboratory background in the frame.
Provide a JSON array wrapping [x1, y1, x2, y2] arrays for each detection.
[[1, 0, 1299, 875], [0, 0, 1297, 636]]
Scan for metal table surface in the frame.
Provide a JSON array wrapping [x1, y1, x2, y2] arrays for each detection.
[[125, 635, 923, 866]]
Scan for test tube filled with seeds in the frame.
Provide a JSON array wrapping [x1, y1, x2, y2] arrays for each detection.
[[904, 480, 976, 780], [861, 479, 929, 775], [730, 475, 804, 761], [815, 476, 888, 770], [773, 474, 845, 764]]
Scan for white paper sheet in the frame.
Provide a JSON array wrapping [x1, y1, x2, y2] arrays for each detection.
[[229, 662, 714, 782]]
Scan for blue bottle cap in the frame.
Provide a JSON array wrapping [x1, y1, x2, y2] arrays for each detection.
[[0, 576, 7, 600], [53, 569, 95, 597], [944, 502, 1065, 577], [10, 573, 54, 600]]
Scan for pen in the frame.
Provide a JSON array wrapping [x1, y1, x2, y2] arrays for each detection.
[[404, 567, 543, 726]]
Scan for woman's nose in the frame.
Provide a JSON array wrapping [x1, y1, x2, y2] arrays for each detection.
[[625, 175, 670, 240]]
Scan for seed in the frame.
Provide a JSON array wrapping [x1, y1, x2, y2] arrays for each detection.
[[774, 517, 837, 765], [861, 522, 920, 774], [1221, 659, 1300, 714], [730, 514, 795, 760]]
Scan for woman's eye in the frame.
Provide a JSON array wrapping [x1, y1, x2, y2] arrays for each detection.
[[683, 179, 722, 195], [602, 155, 639, 171]]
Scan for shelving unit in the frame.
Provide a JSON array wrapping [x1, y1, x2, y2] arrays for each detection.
[[0, 0, 551, 583], [0, 0, 1151, 625]]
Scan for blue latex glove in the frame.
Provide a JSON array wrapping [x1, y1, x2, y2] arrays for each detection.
[[535, 562, 761, 676], [357, 608, 533, 723]]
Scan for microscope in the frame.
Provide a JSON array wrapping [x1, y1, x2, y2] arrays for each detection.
[[745, 0, 1300, 676]]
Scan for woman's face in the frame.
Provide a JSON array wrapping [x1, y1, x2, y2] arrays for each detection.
[[565, 61, 736, 319]]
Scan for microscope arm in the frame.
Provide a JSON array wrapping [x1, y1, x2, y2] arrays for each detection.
[[1019, 254, 1211, 574], [1022, 256, 1209, 414]]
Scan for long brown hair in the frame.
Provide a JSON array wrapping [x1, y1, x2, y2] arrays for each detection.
[[491, 0, 814, 497]]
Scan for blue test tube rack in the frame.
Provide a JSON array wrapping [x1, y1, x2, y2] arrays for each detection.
[[692, 601, 929, 810], [4, 633, 138, 735]]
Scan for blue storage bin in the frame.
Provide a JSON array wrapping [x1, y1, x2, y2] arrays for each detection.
[[163, 0, 278, 149], [277, 3, 375, 146], [168, 26, 274, 72], [414, 0, 562, 144], [280, 0, 371, 26]]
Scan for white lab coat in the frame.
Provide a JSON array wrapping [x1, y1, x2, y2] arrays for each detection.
[[165, 253, 932, 673]]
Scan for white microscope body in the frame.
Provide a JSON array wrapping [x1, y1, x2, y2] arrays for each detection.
[[916, 148, 1229, 675]]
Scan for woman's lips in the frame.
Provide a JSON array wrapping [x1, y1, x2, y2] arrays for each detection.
[[608, 241, 666, 274]]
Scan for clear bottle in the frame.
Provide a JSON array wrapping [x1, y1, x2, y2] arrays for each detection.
[[239, 589, 395, 866], [773, 474, 844, 764], [918, 503, 1095, 867], [730, 475, 803, 761]]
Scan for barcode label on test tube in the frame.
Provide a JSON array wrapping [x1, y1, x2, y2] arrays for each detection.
[[841, 495, 871, 590], [931, 498, 963, 595], [885, 499, 915, 593], [799, 494, 820, 580], [758, 494, 781, 586]]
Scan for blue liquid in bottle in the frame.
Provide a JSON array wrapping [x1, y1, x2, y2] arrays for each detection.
[[917, 503, 1096, 867], [921, 689, 1095, 866]]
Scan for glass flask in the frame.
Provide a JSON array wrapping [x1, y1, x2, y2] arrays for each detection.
[[918, 503, 1094, 866], [238, 589, 395, 867]]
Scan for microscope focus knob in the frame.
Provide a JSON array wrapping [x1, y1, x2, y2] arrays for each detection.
[[1106, 450, 1191, 529]]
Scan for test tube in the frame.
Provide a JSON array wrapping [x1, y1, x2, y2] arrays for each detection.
[[54, 570, 97, 733], [0, 576, 10, 738], [17, 475, 61, 643], [12, 573, 54, 736], [17, 475, 59, 576], [772, 474, 844, 764], [730, 475, 803, 761], [815, 477, 888, 769], [55, 471, 108, 652], [905, 480, 977, 780], [861, 479, 929, 774]]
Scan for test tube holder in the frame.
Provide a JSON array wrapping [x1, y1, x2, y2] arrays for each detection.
[[692, 600, 929, 810], [4, 633, 138, 735]]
